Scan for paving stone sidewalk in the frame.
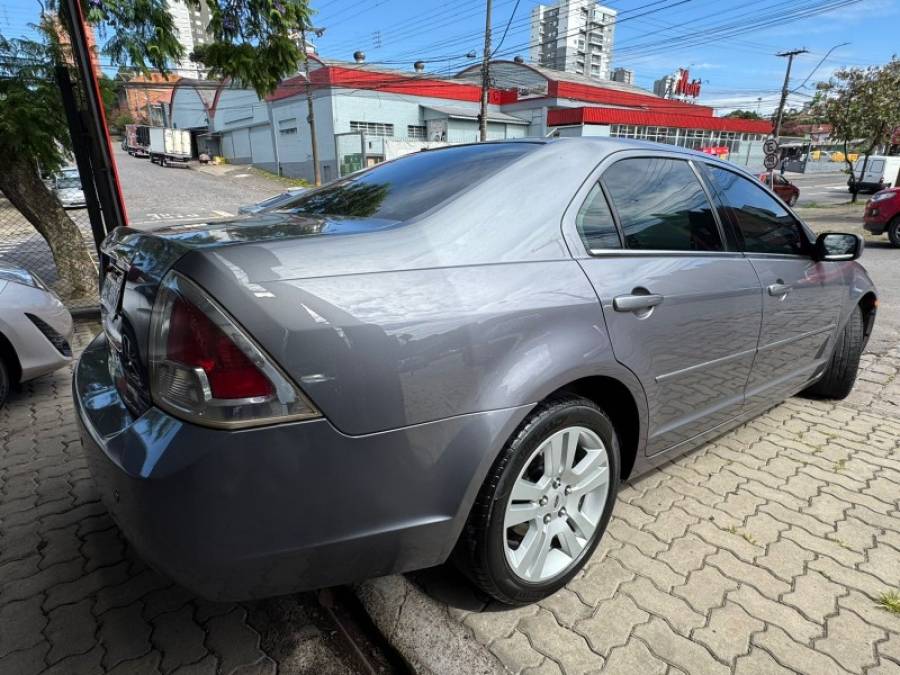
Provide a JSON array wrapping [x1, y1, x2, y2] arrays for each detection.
[[367, 345, 900, 675], [0, 322, 357, 675], [3, 326, 899, 675]]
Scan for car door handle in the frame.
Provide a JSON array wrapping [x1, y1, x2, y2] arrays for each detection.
[[767, 283, 792, 297], [613, 293, 664, 312]]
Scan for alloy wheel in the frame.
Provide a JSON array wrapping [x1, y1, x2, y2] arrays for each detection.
[[503, 425, 610, 582]]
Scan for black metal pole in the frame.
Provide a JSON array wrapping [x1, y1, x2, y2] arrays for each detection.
[[59, 0, 128, 247], [55, 65, 106, 264]]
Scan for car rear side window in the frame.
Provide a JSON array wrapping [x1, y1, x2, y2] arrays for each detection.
[[576, 183, 621, 250], [706, 166, 807, 255], [279, 143, 535, 222], [602, 158, 722, 252]]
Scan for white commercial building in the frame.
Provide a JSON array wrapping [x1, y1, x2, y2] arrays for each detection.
[[529, 0, 617, 81], [167, 0, 212, 78], [167, 58, 771, 183]]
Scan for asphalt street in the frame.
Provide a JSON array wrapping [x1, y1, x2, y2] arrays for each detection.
[[787, 170, 853, 207], [113, 145, 285, 228]]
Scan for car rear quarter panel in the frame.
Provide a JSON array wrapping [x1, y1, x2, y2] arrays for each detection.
[[176, 251, 648, 439]]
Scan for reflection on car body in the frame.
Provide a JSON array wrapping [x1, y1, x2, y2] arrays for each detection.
[[73, 138, 876, 605]]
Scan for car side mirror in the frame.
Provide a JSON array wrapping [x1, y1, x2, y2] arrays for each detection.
[[814, 232, 863, 262]]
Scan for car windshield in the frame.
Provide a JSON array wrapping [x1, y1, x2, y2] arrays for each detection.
[[56, 177, 81, 189], [278, 143, 536, 222]]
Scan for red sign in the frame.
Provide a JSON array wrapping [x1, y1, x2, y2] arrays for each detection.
[[674, 69, 701, 98], [700, 146, 729, 158]]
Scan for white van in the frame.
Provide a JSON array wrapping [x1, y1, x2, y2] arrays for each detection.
[[849, 155, 900, 193]]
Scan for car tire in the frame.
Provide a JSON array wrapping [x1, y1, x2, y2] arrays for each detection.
[[0, 357, 9, 409], [803, 305, 865, 400], [454, 395, 620, 605], [888, 218, 900, 247]]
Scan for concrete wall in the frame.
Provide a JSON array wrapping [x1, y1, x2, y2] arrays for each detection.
[[269, 92, 338, 182], [170, 86, 209, 130], [207, 85, 536, 181], [212, 87, 275, 167]]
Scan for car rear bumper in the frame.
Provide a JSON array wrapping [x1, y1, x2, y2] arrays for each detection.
[[74, 333, 529, 600]]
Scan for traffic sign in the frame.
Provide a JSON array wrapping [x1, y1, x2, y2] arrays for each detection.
[[763, 153, 778, 170], [763, 137, 779, 155]]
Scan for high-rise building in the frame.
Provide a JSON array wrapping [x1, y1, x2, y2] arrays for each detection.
[[529, 0, 617, 81], [168, 0, 212, 78], [653, 74, 676, 98], [611, 67, 634, 85]]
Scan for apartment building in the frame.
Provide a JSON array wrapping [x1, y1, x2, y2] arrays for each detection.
[[529, 0, 617, 81]]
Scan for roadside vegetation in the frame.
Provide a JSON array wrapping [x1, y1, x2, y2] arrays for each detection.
[[0, 0, 313, 302], [812, 58, 900, 203]]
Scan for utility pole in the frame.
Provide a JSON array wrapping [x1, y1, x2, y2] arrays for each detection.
[[300, 27, 322, 186], [479, 0, 492, 142], [770, 48, 807, 186], [774, 49, 808, 138]]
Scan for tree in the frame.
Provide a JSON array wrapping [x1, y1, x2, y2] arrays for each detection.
[[724, 109, 763, 120], [0, 32, 98, 301], [0, 0, 311, 302], [88, 0, 312, 97], [813, 58, 900, 202]]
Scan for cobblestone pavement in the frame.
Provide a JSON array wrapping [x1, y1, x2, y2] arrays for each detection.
[[413, 346, 900, 675], [0, 322, 358, 675]]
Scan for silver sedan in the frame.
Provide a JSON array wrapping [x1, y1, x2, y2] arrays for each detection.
[[74, 138, 875, 604]]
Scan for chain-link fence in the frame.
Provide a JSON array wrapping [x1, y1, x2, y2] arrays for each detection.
[[0, 187, 99, 311]]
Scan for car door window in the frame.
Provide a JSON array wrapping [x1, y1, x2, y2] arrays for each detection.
[[706, 166, 808, 255], [602, 158, 723, 251], [575, 183, 621, 250]]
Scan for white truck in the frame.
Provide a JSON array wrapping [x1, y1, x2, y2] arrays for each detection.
[[148, 127, 192, 167], [849, 155, 900, 193]]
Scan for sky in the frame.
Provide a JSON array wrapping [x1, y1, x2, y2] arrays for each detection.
[[2, 0, 897, 115]]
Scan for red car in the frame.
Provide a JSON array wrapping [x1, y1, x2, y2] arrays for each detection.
[[864, 187, 900, 246], [757, 173, 800, 206]]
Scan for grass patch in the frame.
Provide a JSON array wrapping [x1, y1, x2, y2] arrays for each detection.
[[829, 537, 853, 550], [248, 166, 310, 188], [877, 590, 900, 615]]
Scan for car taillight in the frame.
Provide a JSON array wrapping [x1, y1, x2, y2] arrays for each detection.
[[149, 271, 319, 428]]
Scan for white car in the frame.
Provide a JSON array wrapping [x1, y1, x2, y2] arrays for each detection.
[[0, 265, 74, 408], [53, 168, 87, 209]]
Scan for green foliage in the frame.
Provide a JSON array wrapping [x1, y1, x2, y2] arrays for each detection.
[[0, 32, 72, 174], [85, 0, 311, 97], [723, 109, 763, 120], [879, 590, 900, 615], [813, 58, 900, 152]]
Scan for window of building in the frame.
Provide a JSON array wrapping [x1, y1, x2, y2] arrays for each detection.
[[705, 166, 807, 255], [278, 117, 298, 135], [350, 121, 395, 137], [407, 125, 426, 140], [603, 158, 723, 252], [576, 183, 621, 250]]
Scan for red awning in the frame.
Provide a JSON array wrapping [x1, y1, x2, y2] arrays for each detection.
[[548, 107, 772, 134]]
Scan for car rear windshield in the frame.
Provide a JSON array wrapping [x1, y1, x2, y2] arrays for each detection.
[[279, 143, 536, 222]]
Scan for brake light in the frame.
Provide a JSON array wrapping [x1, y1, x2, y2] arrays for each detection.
[[149, 271, 319, 428], [167, 295, 274, 399]]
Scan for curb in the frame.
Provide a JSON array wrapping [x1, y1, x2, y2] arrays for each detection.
[[355, 575, 506, 675]]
